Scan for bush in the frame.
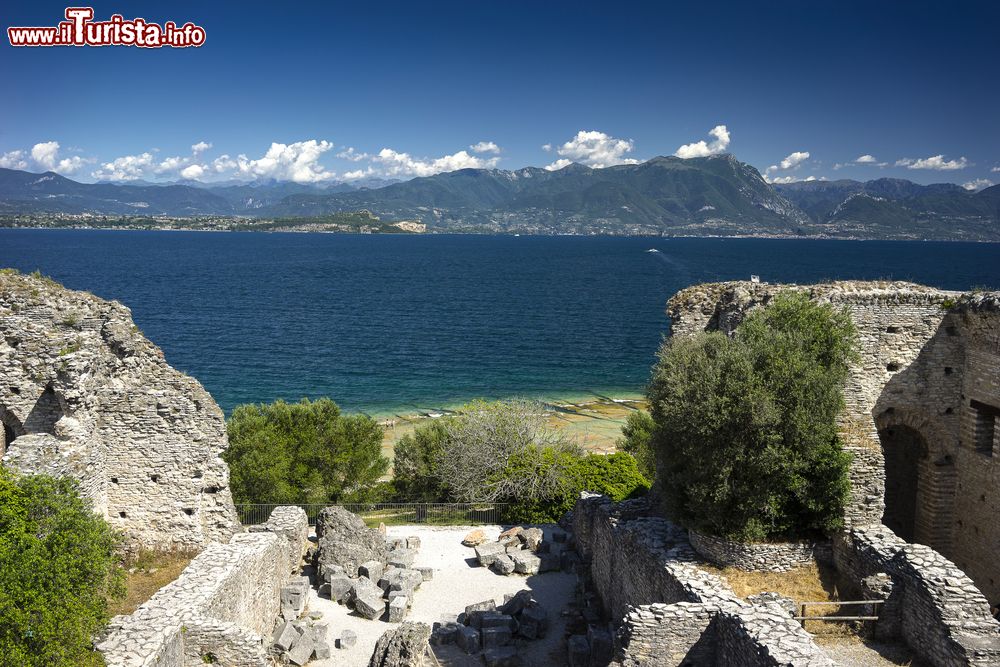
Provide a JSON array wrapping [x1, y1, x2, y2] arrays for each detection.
[[502, 452, 650, 523], [617, 410, 656, 479], [0, 469, 124, 667], [648, 291, 855, 542], [224, 398, 389, 504], [391, 419, 450, 501]]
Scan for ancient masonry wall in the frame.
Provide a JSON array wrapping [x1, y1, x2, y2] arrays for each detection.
[[0, 271, 240, 550], [687, 529, 831, 573], [667, 281, 1000, 604], [573, 495, 834, 666], [98, 506, 309, 667]]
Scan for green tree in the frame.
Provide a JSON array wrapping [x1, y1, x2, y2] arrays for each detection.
[[0, 469, 124, 667], [391, 419, 450, 501], [617, 409, 656, 479], [648, 292, 855, 542], [224, 398, 388, 504]]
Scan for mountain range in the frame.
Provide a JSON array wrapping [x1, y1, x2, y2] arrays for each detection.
[[1, 155, 997, 240]]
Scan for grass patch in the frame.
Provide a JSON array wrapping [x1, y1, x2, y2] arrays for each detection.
[[109, 549, 196, 617]]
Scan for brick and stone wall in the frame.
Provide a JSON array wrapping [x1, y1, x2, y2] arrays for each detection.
[[688, 530, 831, 573], [0, 271, 240, 550], [98, 506, 308, 667]]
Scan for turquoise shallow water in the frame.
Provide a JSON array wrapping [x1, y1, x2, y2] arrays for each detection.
[[2, 230, 999, 414]]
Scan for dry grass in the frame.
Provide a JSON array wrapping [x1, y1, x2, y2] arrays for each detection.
[[109, 549, 196, 616]]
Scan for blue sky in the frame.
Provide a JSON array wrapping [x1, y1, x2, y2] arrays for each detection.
[[2, 1, 998, 188]]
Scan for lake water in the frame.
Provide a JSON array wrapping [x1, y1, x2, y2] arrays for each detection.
[[2, 230, 998, 415]]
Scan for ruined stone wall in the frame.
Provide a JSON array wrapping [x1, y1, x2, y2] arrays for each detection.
[[688, 529, 831, 573], [0, 271, 240, 549], [98, 506, 308, 667], [573, 495, 834, 666], [667, 280, 1000, 603]]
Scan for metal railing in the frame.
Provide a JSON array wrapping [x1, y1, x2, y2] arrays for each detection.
[[794, 599, 884, 628], [236, 502, 509, 528]]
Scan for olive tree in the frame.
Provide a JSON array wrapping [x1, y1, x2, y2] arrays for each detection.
[[648, 291, 855, 542]]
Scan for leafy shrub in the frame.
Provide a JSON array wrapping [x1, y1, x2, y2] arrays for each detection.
[[648, 291, 855, 542], [617, 410, 656, 479], [224, 398, 388, 504], [391, 419, 450, 501], [0, 469, 124, 667]]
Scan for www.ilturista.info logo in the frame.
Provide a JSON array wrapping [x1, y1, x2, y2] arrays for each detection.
[[8, 7, 206, 48]]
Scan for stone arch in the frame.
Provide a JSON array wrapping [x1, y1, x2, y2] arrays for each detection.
[[1, 405, 25, 455], [875, 408, 956, 550]]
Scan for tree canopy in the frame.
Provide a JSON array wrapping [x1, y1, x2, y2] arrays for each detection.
[[224, 398, 389, 504], [648, 291, 855, 542], [0, 469, 124, 667]]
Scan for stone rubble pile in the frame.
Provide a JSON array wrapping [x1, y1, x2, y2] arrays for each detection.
[[467, 525, 574, 576], [314, 506, 431, 623], [430, 590, 550, 666]]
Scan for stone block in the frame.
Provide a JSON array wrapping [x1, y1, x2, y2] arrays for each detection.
[[519, 527, 544, 551], [511, 551, 541, 574], [388, 548, 416, 568], [287, 632, 314, 666], [273, 621, 298, 651], [505, 544, 524, 555], [482, 626, 513, 648], [327, 574, 353, 602], [389, 568, 423, 597], [499, 590, 532, 616], [551, 529, 567, 543], [476, 542, 506, 566], [499, 526, 524, 540], [312, 641, 331, 660], [416, 566, 434, 581], [492, 554, 515, 575], [387, 537, 406, 550], [350, 576, 384, 602], [518, 604, 548, 639], [567, 634, 590, 667], [456, 625, 480, 654], [462, 528, 487, 546], [406, 535, 421, 550], [359, 560, 384, 582], [466, 599, 497, 618], [481, 613, 515, 630], [354, 592, 386, 620], [538, 553, 561, 573], [337, 629, 357, 649], [483, 646, 520, 667], [431, 623, 459, 645], [388, 595, 409, 622]]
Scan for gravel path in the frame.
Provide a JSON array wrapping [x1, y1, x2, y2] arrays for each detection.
[[817, 636, 927, 667], [308, 525, 576, 667]]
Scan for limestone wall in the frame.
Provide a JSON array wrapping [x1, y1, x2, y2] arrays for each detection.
[[98, 506, 308, 667], [0, 270, 240, 550]]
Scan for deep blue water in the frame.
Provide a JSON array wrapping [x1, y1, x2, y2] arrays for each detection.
[[2, 229, 999, 415]]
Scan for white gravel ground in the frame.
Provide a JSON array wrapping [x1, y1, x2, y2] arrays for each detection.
[[308, 525, 576, 667]]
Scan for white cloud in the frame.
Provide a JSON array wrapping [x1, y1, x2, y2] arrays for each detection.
[[30, 141, 88, 175], [92, 152, 156, 181], [991, 166, 1000, 173], [895, 155, 968, 170], [155, 155, 187, 174], [833, 154, 888, 169], [341, 167, 376, 181], [336, 147, 369, 162], [237, 140, 337, 183], [768, 175, 821, 184], [180, 164, 205, 180], [675, 125, 730, 159], [0, 150, 29, 170], [763, 150, 811, 182], [470, 141, 501, 154], [373, 148, 500, 177], [541, 144, 552, 152], [213, 154, 237, 173], [779, 151, 810, 170], [191, 141, 212, 154], [856, 154, 878, 163], [549, 130, 638, 168], [544, 159, 574, 172], [963, 178, 993, 191]]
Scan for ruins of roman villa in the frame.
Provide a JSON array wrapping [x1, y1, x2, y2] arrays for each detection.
[[2, 269, 999, 666]]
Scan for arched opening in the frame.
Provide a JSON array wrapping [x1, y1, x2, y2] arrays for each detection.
[[24, 385, 64, 435], [1, 406, 25, 456], [879, 424, 927, 542]]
